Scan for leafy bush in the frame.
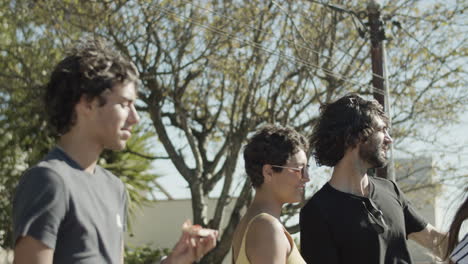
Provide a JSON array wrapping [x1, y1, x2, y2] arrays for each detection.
[[125, 245, 170, 264]]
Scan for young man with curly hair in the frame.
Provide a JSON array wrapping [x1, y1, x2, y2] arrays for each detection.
[[12, 38, 217, 264], [300, 94, 446, 264]]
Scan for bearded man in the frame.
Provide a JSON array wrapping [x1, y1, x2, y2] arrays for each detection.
[[300, 94, 446, 264]]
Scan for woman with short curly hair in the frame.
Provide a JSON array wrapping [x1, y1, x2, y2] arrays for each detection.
[[232, 124, 309, 264]]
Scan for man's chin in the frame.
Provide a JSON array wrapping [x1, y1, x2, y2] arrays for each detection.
[[369, 157, 388, 169], [106, 142, 127, 151], [371, 164, 386, 169]]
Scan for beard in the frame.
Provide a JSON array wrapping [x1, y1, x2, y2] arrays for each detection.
[[359, 140, 388, 169]]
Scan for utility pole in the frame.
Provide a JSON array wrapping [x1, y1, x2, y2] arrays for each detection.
[[367, 0, 395, 181]]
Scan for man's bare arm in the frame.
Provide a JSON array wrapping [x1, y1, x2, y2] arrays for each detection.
[[14, 236, 54, 264], [408, 224, 447, 259]]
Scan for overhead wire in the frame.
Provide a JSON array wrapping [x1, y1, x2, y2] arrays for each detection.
[[303, 1, 466, 95], [304, 1, 465, 97], [179, 0, 384, 81], [398, 25, 462, 75], [271, 0, 380, 90], [272, 0, 395, 112], [184, 1, 359, 63], [392, 13, 468, 27], [151, 3, 383, 95], [306, 0, 368, 34], [162, 1, 388, 96]]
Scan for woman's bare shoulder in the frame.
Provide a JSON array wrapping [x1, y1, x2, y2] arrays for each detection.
[[245, 213, 290, 263]]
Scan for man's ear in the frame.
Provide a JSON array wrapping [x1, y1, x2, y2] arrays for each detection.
[[345, 142, 361, 160], [262, 164, 274, 184], [75, 95, 95, 115]]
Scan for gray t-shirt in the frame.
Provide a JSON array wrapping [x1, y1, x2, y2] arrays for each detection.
[[13, 147, 127, 263]]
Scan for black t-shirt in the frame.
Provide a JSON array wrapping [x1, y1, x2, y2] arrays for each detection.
[[300, 176, 427, 264]]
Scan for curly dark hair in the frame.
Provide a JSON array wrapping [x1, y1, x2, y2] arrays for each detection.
[[244, 124, 309, 188], [310, 93, 388, 167], [45, 37, 139, 136]]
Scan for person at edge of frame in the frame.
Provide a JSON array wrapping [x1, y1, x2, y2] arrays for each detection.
[[441, 188, 468, 264]]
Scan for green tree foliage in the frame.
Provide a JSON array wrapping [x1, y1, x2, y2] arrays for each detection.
[[0, 0, 59, 248], [124, 245, 169, 264], [1, 0, 466, 263]]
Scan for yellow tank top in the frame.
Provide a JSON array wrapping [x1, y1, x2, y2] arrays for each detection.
[[233, 213, 306, 264]]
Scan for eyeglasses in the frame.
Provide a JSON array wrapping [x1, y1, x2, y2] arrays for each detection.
[[271, 165, 310, 177], [364, 199, 387, 234]]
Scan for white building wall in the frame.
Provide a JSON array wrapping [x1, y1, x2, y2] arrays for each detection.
[[126, 198, 235, 264], [395, 157, 438, 264]]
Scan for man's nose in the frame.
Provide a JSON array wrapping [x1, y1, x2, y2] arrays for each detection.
[[129, 104, 140, 125], [384, 130, 393, 144], [303, 169, 311, 182]]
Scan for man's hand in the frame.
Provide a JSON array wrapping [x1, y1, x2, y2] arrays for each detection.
[[408, 223, 447, 259], [162, 220, 219, 264]]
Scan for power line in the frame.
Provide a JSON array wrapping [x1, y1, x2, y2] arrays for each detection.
[[308, 0, 355, 14], [307, 0, 368, 32], [398, 24, 460, 74], [175, 0, 385, 81], [151, 3, 382, 95], [392, 13, 468, 27], [271, 0, 384, 86]]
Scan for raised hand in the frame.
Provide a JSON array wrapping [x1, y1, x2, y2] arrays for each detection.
[[163, 220, 219, 264]]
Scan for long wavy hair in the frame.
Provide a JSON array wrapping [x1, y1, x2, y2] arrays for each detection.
[[443, 188, 468, 263]]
